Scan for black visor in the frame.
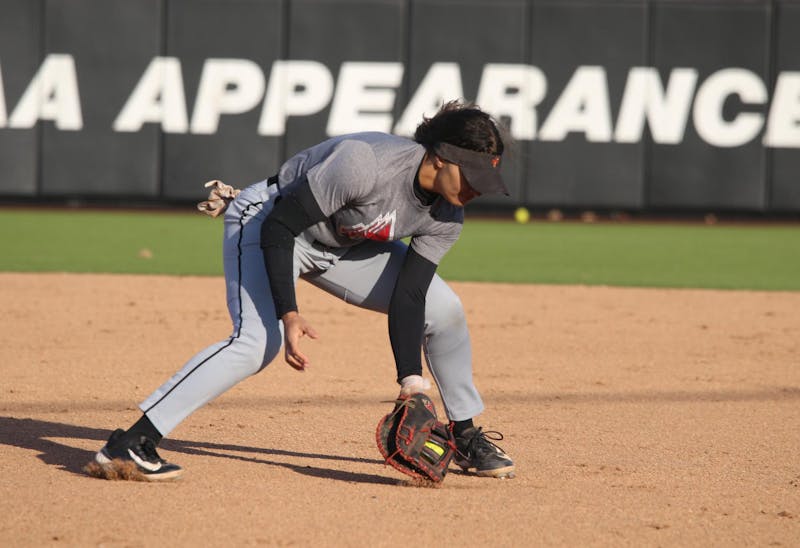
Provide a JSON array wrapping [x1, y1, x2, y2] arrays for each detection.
[[433, 142, 508, 196]]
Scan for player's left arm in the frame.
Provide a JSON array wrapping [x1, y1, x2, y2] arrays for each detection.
[[388, 248, 438, 383], [261, 180, 327, 370]]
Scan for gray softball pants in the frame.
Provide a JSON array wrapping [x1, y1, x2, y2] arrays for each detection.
[[140, 179, 484, 436]]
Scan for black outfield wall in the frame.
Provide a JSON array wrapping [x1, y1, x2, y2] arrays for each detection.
[[0, 0, 797, 213]]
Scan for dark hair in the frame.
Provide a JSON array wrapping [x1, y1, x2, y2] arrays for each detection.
[[413, 100, 504, 156]]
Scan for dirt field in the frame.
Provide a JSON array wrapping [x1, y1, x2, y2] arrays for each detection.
[[1, 272, 798, 547]]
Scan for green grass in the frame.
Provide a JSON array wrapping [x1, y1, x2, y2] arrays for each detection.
[[2, 210, 224, 275], [1, 209, 798, 290], [440, 221, 800, 291]]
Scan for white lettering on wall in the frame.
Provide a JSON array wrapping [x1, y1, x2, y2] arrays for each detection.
[[327, 62, 403, 136], [615, 67, 698, 144], [10, 54, 82, 130], [191, 58, 266, 134], [476, 64, 547, 140], [763, 71, 800, 148], [539, 66, 612, 142], [113, 57, 188, 133], [693, 68, 767, 148], [258, 60, 333, 136], [0, 56, 798, 148], [394, 63, 464, 136]]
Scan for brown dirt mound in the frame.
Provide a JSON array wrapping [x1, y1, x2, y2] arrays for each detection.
[[83, 459, 150, 482]]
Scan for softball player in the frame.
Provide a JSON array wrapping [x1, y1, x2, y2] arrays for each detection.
[[94, 101, 515, 481]]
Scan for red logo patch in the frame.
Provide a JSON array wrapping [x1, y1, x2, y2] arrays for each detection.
[[491, 156, 500, 168], [338, 210, 396, 242]]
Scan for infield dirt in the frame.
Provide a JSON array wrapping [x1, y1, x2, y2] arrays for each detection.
[[1, 273, 798, 546]]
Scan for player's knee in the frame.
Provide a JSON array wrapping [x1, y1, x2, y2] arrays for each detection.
[[229, 328, 281, 375], [425, 289, 466, 334]]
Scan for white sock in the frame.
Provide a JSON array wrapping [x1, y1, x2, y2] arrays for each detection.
[[399, 374, 431, 396]]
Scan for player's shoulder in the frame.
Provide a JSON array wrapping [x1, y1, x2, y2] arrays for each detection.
[[329, 134, 376, 157], [342, 131, 414, 146], [312, 135, 382, 180], [305, 134, 412, 199], [334, 132, 419, 159], [335, 132, 411, 152]]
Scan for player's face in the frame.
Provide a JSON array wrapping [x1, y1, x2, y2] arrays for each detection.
[[435, 161, 481, 207]]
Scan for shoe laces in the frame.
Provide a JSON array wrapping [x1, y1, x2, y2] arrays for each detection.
[[461, 428, 508, 459], [138, 437, 165, 464]]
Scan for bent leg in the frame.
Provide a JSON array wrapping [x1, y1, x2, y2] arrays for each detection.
[[303, 240, 484, 421], [140, 182, 283, 436], [420, 276, 484, 421]]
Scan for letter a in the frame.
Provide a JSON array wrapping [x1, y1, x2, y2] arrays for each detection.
[[10, 54, 83, 130], [114, 57, 188, 133]]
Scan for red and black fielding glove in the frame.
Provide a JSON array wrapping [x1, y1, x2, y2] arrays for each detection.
[[376, 393, 456, 483]]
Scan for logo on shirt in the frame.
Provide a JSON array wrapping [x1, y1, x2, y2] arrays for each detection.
[[339, 210, 396, 241]]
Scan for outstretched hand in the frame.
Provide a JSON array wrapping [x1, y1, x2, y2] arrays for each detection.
[[281, 311, 319, 371]]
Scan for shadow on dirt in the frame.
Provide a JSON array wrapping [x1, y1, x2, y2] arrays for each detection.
[[0, 416, 396, 485], [160, 437, 396, 485]]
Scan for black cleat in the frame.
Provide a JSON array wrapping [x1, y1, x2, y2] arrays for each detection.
[[94, 429, 183, 481], [454, 426, 515, 478]]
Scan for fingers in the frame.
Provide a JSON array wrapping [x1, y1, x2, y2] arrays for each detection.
[[285, 348, 309, 371], [304, 324, 319, 340], [284, 335, 309, 370], [283, 314, 317, 370], [286, 336, 311, 370]]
